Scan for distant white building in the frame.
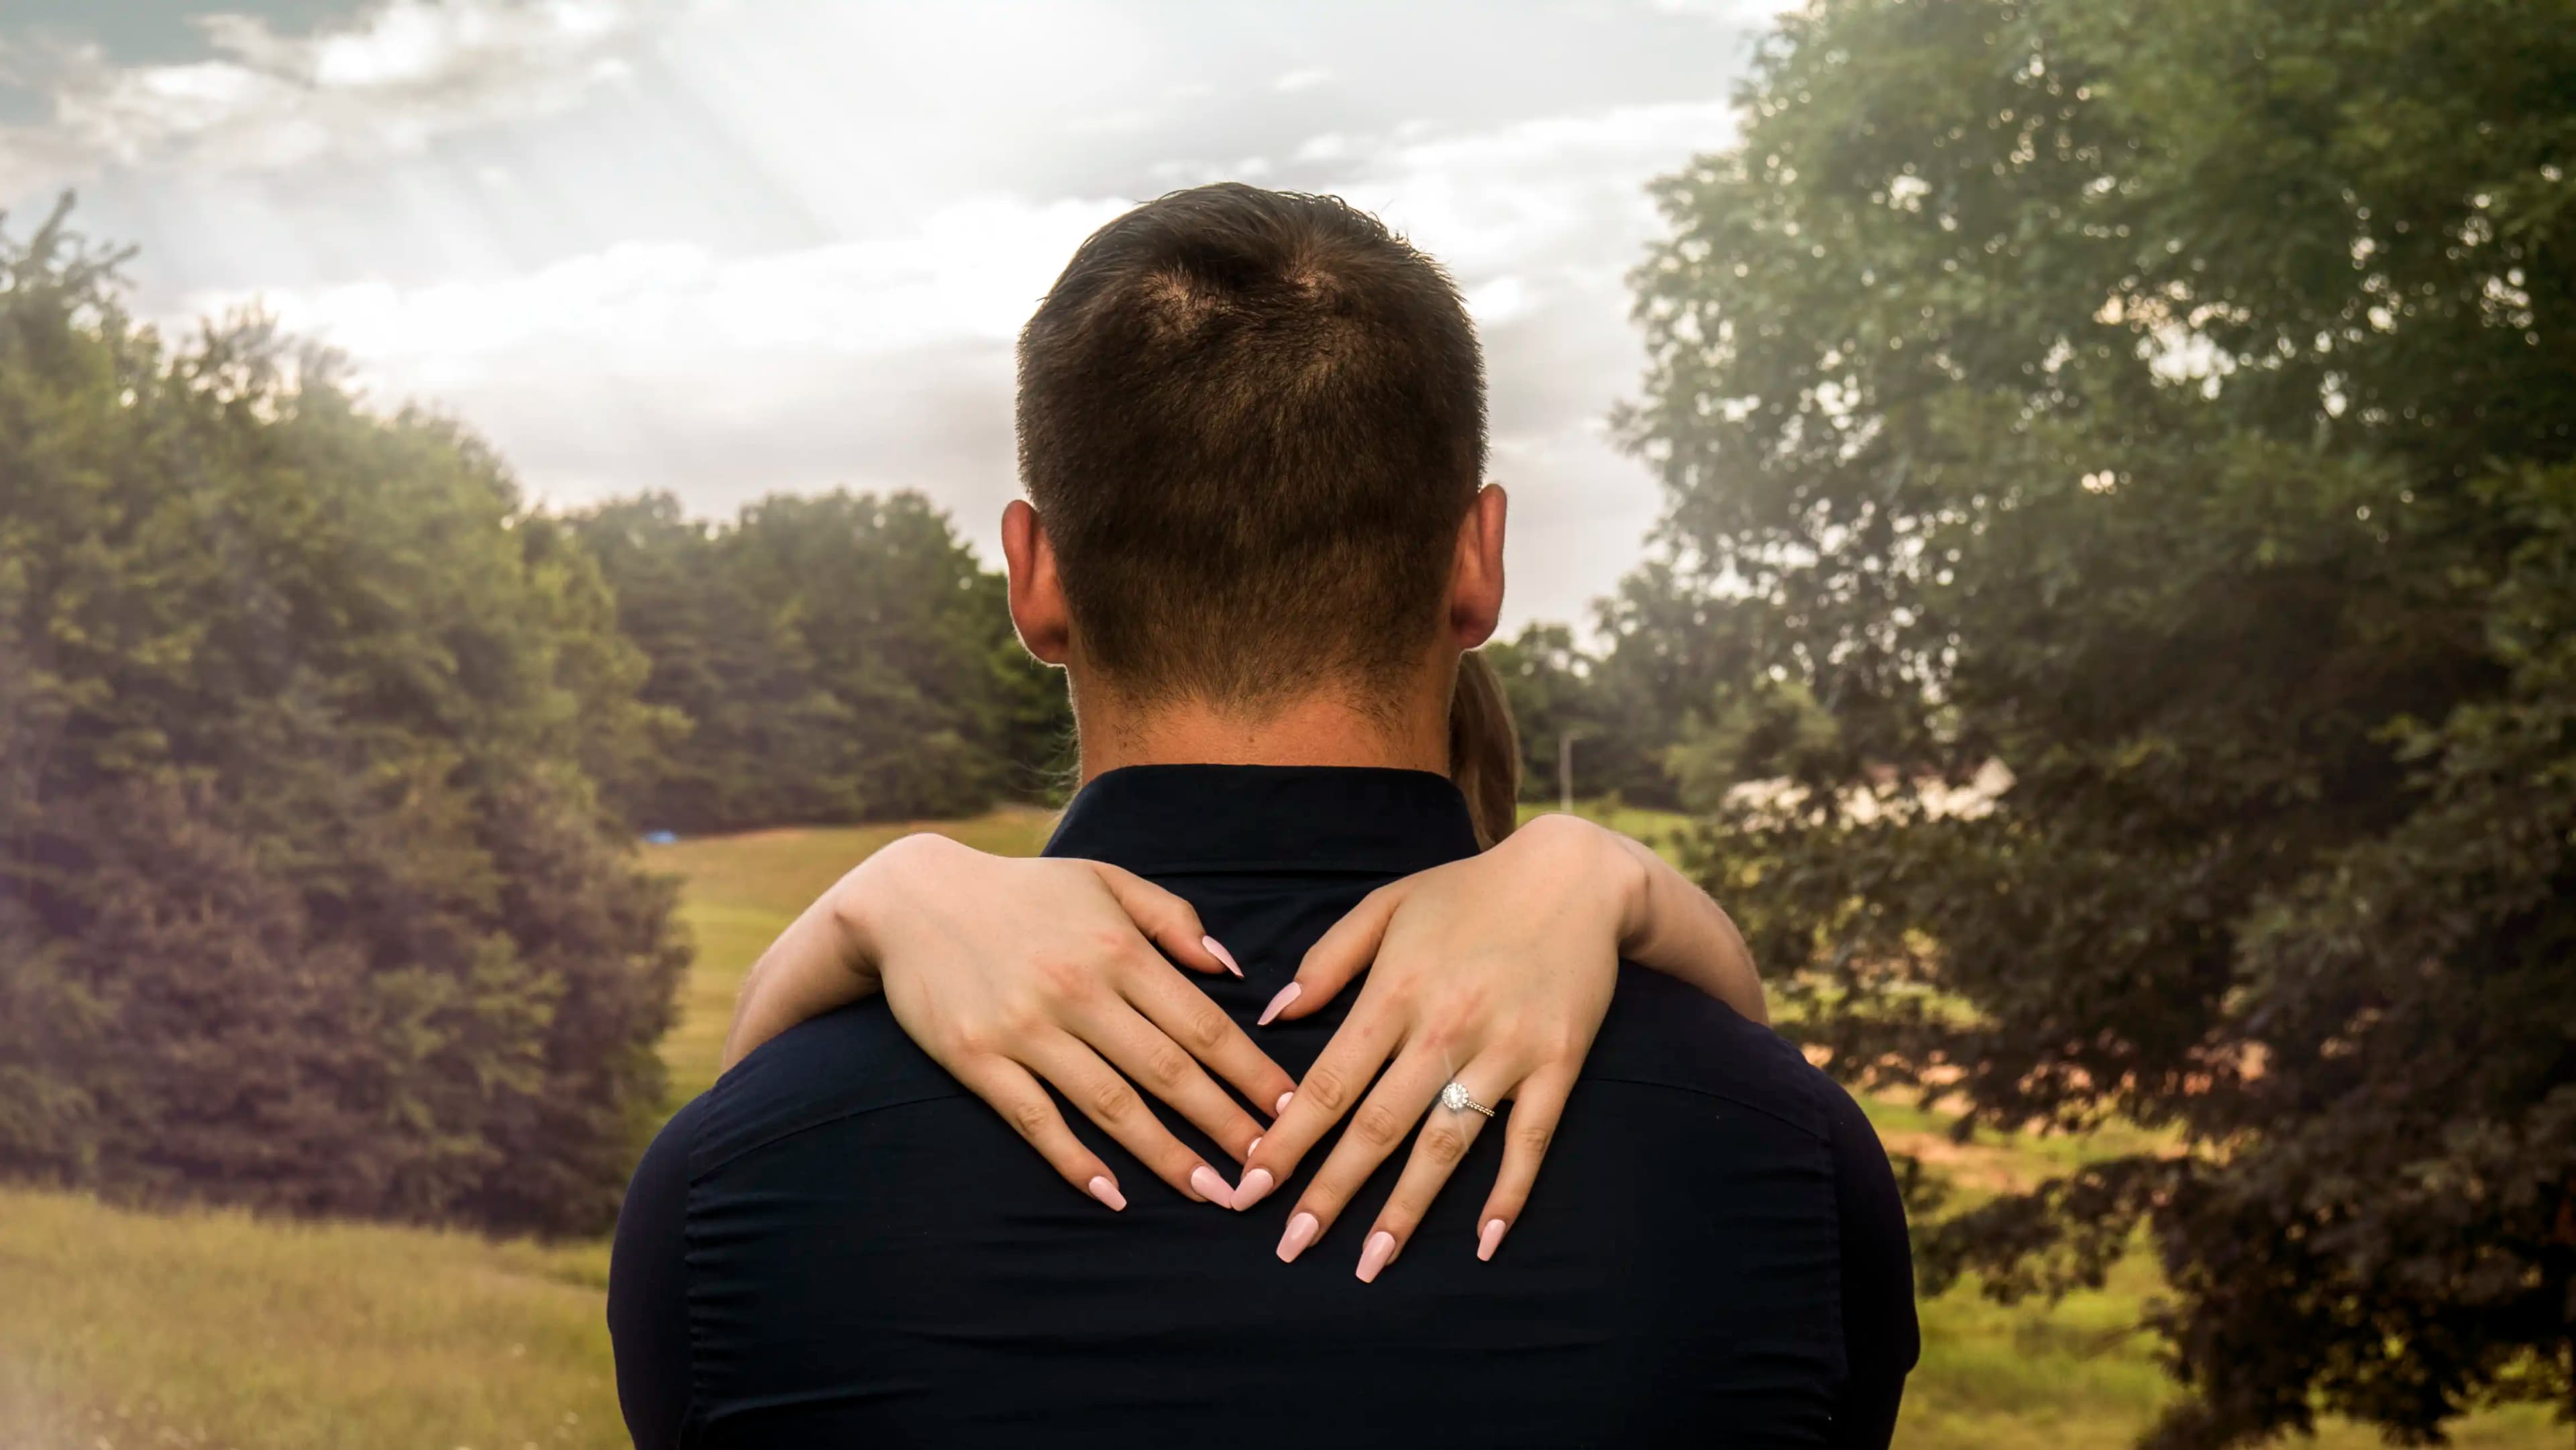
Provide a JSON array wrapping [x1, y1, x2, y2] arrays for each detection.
[[1724, 758, 2015, 825]]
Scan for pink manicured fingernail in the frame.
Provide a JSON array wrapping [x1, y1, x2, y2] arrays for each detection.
[[1087, 1176, 1126, 1212], [1234, 1168, 1275, 1210], [1246, 1137, 1263, 1157], [1189, 1164, 1233, 1207], [1275, 1091, 1294, 1117], [1257, 982, 1301, 1026], [1276, 1212, 1320, 1262], [1202, 935, 1242, 976], [1356, 1230, 1397, 1284], [1477, 1218, 1507, 1261]]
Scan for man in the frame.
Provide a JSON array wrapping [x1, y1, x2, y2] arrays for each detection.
[[608, 184, 1916, 1447]]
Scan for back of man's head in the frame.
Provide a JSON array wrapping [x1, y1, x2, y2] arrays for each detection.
[[1016, 184, 1487, 713]]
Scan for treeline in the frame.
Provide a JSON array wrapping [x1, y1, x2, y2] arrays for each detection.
[[572, 492, 1702, 833], [566, 492, 1067, 834]]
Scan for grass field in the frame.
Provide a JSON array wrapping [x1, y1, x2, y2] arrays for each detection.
[[1, 805, 2558, 1449]]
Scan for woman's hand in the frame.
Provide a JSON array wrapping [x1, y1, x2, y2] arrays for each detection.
[[725, 833, 1295, 1211], [1233, 813, 1759, 1282]]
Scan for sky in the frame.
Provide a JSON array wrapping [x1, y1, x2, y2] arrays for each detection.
[[0, 0, 1774, 631]]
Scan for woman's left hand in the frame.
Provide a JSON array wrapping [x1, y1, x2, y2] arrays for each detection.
[[1228, 813, 1650, 1280]]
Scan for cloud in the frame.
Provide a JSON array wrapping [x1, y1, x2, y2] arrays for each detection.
[[0, 0, 653, 197], [207, 191, 1125, 374], [30, 0, 1757, 631], [158, 91, 1739, 630], [174, 191, 1128, 537], [1648, 0, 1797, 18]]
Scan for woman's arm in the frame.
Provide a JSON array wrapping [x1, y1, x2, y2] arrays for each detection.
[[718, 832, 1295, 1210], [725, 816, 1760, 1068], [719, 861, 882, 1070], [1591, 818, 1766, 1024]]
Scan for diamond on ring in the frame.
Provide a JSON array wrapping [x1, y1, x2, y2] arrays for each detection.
[[1440, 1081, 1495, 1117]]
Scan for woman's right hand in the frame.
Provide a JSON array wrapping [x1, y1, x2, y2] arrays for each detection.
[[733, 833, 1295, 1211]]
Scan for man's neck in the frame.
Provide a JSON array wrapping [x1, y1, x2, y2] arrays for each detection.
[[1071, 684, 1450, 784]]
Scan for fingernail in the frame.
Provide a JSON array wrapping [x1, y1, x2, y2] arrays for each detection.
[[1189, 1163, 1234, 1207], [1257, 982, 1301, 1026], [1478, 1218, 1507, 1261], [1234, 1167, 1275, 1210], [1202, 935, 1242, 977], [1275, 1090, 1294, 1117], [1246, 1137, 1263, 1157], [1356, 1230, 1397, 1284], [1275, 1211, 1320, 1263], [1087, 1176, 1126, 1212]]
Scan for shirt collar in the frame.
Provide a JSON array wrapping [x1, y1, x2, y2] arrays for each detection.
[[1042, 765, 1481, 878]]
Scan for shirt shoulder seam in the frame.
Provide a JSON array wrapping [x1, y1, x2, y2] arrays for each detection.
[[685, 1086, 971, 1182], [1578, 1068, 1836, 1139]]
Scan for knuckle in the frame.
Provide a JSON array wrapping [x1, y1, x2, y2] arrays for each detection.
[[1352, 1100, 1411, 1149], [1418, 1122, 1469, 1167], [1303, 1066, 1354, 1115], [1511, 1117, 1556, 1155], [1175, 1006, 1230, 1055], [1141, 1040, 1193, 1090], [1416, 1015, 1470, 1057], [1032, 953, 1097, 1003], [1007, 1098, 1054, 1141], [1086, 1076, 1139, 1123], [994, 1005, 1055, 1049]]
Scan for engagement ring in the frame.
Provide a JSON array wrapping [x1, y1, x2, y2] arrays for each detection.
[[1440, 1081, 1495, 1118]]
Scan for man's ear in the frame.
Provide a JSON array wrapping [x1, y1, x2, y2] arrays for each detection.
[[1447, 483, 1508, 650], [1001, 499, 1073, 666]]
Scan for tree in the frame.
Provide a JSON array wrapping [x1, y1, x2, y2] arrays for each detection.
[[1621, 1, 2575, 1443], [0, 198, 687, 1236]]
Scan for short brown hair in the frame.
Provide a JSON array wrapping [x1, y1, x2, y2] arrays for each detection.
[[1016, 183, 1486, 710]]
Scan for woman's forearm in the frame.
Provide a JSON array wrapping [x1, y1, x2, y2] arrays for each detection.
[[1596, 825, 1767, 1025], [719, 860, 888, 1071]]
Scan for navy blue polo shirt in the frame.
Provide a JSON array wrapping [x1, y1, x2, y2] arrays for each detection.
[[609, 766, 1916, 1447]]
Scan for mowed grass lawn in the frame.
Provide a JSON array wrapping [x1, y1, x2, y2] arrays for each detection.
[[1, 806, 2559, 1449]]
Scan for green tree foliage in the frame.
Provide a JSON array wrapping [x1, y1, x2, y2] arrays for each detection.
[[1481, 624, 1597, 800], [1485, 613, 1706, 809], [0, 199, 688, 1237], [564, 490, 1067, 834], [1621, 1, 2575, 1442]]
